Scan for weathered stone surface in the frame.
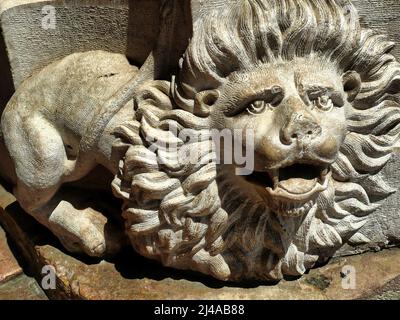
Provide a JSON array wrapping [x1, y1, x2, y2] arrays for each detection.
[[0, 225, 22, 283], [1, 184, 400, 300], [0, 181, 23, 284], [40, 246, 400, 300], [0, 28, 14, 113], [335, 153, 400, 257], [351, 0, 400, 63], [1, 0, 400, 281], [1, 0, 400, 284], [3, 0, 400, 89], [0, 0, 154, 87], [194, 1, 400, 62], [0, 0, 191, 88], [362, 275, 400, 300], [0, 274, 47, 300]]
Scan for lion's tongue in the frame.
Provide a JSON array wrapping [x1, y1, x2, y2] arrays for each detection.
[[278, 178, 317, 194]]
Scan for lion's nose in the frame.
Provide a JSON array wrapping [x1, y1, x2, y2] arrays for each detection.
[[281, 111, 322, 145]]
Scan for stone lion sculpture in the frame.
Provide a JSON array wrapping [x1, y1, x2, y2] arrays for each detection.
[[1, 0, 400, 281]]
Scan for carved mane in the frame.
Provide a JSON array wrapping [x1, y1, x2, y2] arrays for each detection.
[[111, 0, 400, 281]]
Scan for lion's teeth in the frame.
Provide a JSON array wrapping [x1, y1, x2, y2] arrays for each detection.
[[274, 198, 317, 217], [269, 169, 279, 188], [320, 168, 329, 181], [273, 176, 279, 188]]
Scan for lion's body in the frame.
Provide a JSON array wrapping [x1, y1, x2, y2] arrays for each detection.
[[2, 51, 137, 203], [1, 51, 137, 256]]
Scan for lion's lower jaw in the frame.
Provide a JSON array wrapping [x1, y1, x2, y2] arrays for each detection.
[[270, 199, 316, 217]]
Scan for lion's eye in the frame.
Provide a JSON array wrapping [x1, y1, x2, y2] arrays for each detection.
[[246, 100, 268, 115], [312, 95, 333, 111]]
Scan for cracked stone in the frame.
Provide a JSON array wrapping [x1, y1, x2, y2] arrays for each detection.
[[0, 225, 22, 284]]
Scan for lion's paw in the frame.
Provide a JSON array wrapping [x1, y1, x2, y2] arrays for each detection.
[[48, 200, 121, 257]]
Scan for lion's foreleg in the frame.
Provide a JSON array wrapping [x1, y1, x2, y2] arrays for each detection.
[[30, 188, 124, 257], [2, 110, 119, 256]]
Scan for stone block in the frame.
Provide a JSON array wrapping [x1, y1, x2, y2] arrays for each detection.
[[0, 274, 48, 300], [0, 225, 22, 284], [0, 0, 159, 87]]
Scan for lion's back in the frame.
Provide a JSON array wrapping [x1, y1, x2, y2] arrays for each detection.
[[3, 50, 138, 138]]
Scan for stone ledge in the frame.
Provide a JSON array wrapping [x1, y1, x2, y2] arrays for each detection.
[[362, 275, 400, 300], [0, 273, 47, 300], [0, 225, 22, 283]]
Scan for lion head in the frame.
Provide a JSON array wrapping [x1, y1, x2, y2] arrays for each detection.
[[111, 0, 400, 281]]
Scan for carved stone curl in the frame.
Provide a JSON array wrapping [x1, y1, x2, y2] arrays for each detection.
[[1, 0, 400, 281]]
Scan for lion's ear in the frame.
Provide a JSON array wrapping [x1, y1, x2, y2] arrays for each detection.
[[194, 90, 219, 117], [342, 71, 361, 102]]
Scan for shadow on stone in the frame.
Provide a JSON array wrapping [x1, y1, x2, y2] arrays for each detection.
[[112, 246, 278, 289], [126, 0, 160, 67], [0, 28, 14, 114]]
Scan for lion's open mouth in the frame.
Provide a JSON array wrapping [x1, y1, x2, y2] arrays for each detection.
[[245, 163, 331, 202]]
